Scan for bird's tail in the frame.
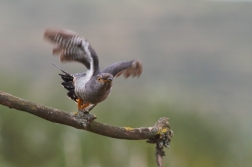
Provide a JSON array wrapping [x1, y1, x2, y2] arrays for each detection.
[[52, 63, 78, 102]]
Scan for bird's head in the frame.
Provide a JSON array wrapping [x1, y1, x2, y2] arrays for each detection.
[[96, 73, 113, 88]]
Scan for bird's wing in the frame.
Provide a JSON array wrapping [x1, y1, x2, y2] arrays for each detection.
[[102, 59, 142, 78], [44, 28, 99, 71]]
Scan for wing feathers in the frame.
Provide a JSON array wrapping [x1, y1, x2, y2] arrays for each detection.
[[102, 59, 142, 78], [44, 28, 92, 69], [44, 28, 78, 42], [119, 59, 142, 78]]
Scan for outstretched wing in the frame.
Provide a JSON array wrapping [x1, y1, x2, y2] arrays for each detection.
[[102, 59, 142, 78], [44, 28, 99, 71]]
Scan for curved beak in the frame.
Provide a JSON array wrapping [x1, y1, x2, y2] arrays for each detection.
[[100, 77, 113, 83], [106, 77, 113, 82]]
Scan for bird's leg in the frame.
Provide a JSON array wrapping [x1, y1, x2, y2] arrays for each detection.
[[77, 98, 88, 110], [80, 103, 90, 110], [84, 104, 97, 112], [77, 98, 91, 111], [76, 98, 84, 111]]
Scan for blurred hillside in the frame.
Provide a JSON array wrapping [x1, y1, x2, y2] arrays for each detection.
[[0, 0, 252, 167]]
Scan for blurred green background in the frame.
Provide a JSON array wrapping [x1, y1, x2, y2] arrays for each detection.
[[1, 0, 252, 167]]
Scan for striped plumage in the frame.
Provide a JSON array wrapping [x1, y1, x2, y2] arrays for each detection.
[[44, 28, 142, 112]]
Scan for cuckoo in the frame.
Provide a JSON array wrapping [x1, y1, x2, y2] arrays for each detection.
[[44, 28, 142, 112]]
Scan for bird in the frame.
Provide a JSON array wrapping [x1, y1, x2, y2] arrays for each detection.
[[44, 28, 142, 112]]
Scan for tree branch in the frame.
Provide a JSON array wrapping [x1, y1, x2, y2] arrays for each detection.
[[0, 90, 173, 166]]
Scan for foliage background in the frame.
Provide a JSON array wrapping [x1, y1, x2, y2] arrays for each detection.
[[0, 0, 252, 167]]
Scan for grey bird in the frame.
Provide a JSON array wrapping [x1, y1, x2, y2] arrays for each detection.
[[44, 28, 142, 112]]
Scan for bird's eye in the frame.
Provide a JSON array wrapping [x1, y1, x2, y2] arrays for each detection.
[[97, 77, 101, 81]]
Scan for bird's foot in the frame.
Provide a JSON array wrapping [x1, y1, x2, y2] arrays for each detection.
[[72, 111, 97, 128], [74, 99, 97, 126]]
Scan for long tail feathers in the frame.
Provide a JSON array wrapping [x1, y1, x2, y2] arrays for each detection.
[[52, 62, 72, 76], [52, 63, 78, 102]]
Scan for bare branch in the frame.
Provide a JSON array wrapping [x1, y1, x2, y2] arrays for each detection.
[[156, 147, 165, 167], [0, 91, 173, 141], [0, 90, 173, 167]]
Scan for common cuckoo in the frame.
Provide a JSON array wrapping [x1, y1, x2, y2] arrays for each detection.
[[44, 28, 142, 112]]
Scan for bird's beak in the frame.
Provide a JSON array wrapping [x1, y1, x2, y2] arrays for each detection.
[[104, 77, 113, 82]]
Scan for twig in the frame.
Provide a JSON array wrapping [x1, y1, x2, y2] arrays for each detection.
[[156, 147, 165, 167]]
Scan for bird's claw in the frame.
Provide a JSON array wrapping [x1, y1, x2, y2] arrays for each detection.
[[73, 111, 97, 128]]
